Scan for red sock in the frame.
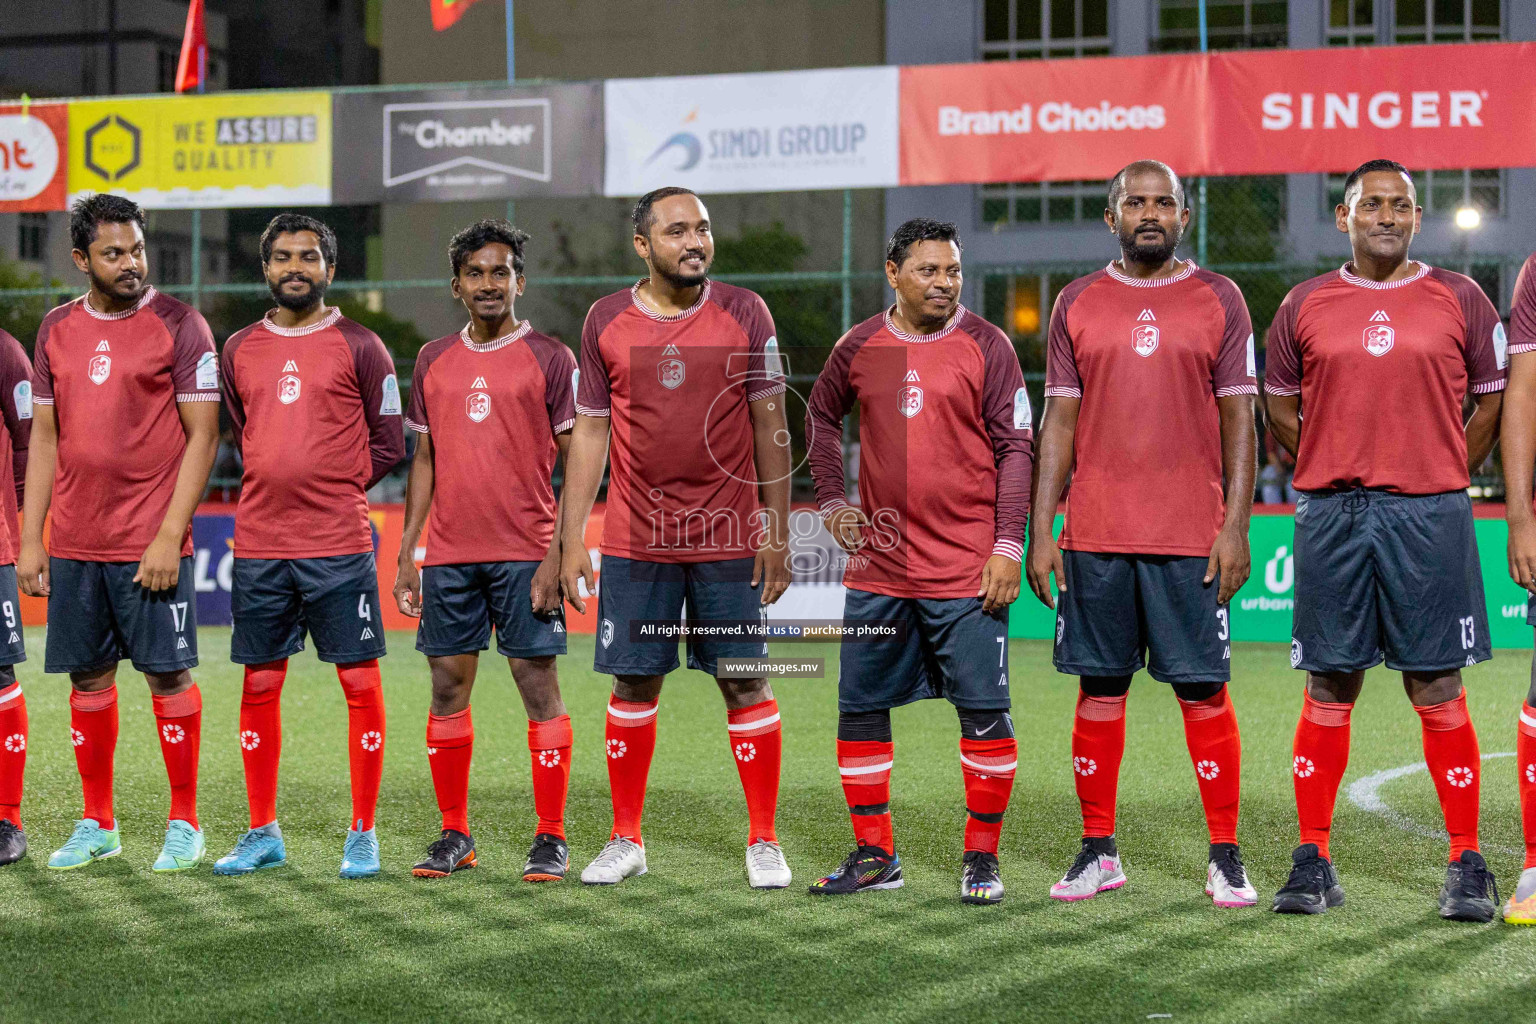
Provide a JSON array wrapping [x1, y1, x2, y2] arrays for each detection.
[[1072, 690, 1126, 838], [70, 685, 118, 830], [240, 661, 286, 828], [728, 699, 782, 843], [0, 681, 25, 826], [338, 660, 385, 832], [1415, 692, 1481, 861], [428, 707, 474, 835], [837, 739, 894, 852], [528, 714, 572, 839], [1293, 690, 1352, 859], [960, 736, 1017, 854], [605, 698, 658, 841], [1518, 704, 1536, 870], [152, 685, 202, 829], [1179, 686, 1242, 846]]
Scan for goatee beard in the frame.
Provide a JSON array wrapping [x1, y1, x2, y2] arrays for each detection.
[[271, 279, 327, 311]]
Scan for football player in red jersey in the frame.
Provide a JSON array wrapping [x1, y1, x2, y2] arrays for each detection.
[[21, 194, 220, 873], [1265, 160, 1504, 921], [0, 327, 32, 866], [560, 188, 793, 889], [394, 220, 577, 881], [1028, 161, 1259, 908]]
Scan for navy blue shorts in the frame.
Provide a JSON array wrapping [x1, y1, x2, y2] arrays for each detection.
[[0, 566, 24, 668], [417, 561, 567, 659], [46, 557, 197, 675], [1292, 489, 1490, 674], [1053, 551, 1230, 684], [231, 553, 387, 666], [837, 589, 1011, 713], [594, 555, 766, 677]]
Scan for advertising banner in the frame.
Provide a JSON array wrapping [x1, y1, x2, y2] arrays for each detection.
[[67, 90, 331, 208], [331, 83, 603, 203], [0, 103, 68, 212], [900, 42, 1536, 185], [604, 66, 899, 196]]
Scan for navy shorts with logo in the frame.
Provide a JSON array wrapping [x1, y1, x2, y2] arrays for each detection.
[[231, 553, 387, 665], [417, 561, 567, 659], [0, 566, 25, 668], [1053, 550, 1230, 683], [837, 589, 1011, 713], [594, 555, 766, 677], [46, 556, 197, 674], [1291, 489, 1490, 674]]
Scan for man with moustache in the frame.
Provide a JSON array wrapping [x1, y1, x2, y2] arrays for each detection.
[[21, 193, 220, 873], [393, 220, 578, 882], [1028, 160, 1259, 908], [559, 187, 793, 889], [1265, 159, 1504, 921], [804, 218, 1032, 904], [213, 213, 405, 879]]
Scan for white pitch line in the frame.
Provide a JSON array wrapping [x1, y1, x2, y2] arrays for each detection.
[[1344, 751, 1520, 857]]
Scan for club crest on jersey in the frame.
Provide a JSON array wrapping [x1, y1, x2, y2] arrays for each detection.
[[278, 374, 301, 405], [88, 354, 111, 385], [1131, 324, 1159, 357], [1363, 324, 1394, 357], [658, 357, 685, 390], [466, 391, 491, 423], [898, 384, 923, 418]]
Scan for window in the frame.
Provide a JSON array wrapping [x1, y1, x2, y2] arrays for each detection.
[[17, 214, 46, 261], [981, 179, 1106, 227], [1155, 0, 1288, 51], [1324, 168, 1503, 219], [1327, 0, 1376, 44], [159, 246, 183, 285], [1395, 0, 1501, 43], [982, 0, 1111, 59]]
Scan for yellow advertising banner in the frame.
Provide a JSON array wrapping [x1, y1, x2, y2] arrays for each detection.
[[67, 91, 331, 209]]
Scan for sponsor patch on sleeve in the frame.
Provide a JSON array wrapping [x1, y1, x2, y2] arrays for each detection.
[[1013, 386, 1032, 429], [13, 380, 31, 420], [196, 350, 219, 390], [380, 373, 402, 415]]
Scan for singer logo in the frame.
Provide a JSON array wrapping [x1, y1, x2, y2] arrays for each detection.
[[1260, 90, 1484, 131]]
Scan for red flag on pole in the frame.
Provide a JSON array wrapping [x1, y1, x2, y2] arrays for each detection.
[[173, 0, 207, 93], [431, 0, 490, 31]]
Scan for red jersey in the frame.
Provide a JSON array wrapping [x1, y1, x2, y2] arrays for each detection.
[[33, 288, 218, 561], [1264, 262, 1506, 494], [407, 322, 576, 565], [806, 306, 1034, 599], [221, 308, 405, 559], [0, 331, 32, 565], [1045, 261, 1256, 556], [576, 280, 784, 563], [1509, 254, 1536, 357]]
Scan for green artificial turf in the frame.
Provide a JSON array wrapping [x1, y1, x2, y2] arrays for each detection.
[[4, 629, 1535, 1023]]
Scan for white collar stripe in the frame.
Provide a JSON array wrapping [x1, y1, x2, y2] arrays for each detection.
[[263, 307, 342, 336], [460, 320, 532, 352], [883, 304, 966, 343], [631, 280, 711, 322], [83, 287, 157, 321], [1338, 261, 1431, 290], [1104, 261, 1197, 287]]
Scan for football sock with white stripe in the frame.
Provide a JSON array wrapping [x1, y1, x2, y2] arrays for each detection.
[[605, 698, 658, 842], [726, 699, 781, 844], [0, 679, 24, 825]]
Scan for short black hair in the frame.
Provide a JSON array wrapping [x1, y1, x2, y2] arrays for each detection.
[[1107, 160, 1185, 211], [1342, 159, 1414, 206], [885, 218, 961, 268], [448, 218, 530, 276], [260, 213, 337, 267], [69, 193, 144, 254], [632, 186, 699, 238]]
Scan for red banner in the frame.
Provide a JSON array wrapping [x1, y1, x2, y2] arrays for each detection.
[[900, 42, 1536, 185], [0, 103, 67, 212]]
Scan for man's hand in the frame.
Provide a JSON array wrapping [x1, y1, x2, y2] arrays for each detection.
[[1026, 533, 1066, 610], [561, 541, 596, 614], [752, 531, 791, 606], [1205, 524, 1251, 605], [133, 532, 183, 592], [394, 559, 422, 617], [978, 554, 1021, 614], [531, 550, 561, 613], [1510, 514, 1536, 593], [17, 539, 48, 598], [823, 506, 869, 553]]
